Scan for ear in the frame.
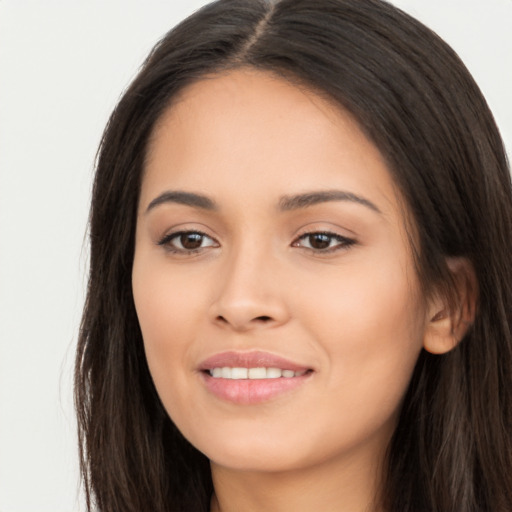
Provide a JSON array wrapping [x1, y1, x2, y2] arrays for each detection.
[[423, 257, 478, 355]]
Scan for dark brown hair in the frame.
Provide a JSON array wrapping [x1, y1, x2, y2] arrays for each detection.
[[75, 1, 512, 510]]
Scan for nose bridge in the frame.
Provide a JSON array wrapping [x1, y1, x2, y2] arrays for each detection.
[[211, 236, 288, 330]]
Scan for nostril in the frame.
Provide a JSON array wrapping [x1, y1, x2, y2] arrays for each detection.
[[214, 314, 274, 329]]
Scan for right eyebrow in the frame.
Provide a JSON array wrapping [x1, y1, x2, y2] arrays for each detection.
[[145, 190, 218, 213], [278, 189, 382, 214]]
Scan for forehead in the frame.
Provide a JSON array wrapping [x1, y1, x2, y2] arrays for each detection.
[[142, 68, 402, 220]]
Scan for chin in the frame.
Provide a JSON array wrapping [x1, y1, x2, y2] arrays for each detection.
[[207, 444, 309, 473], [182, 422, 312, 473]]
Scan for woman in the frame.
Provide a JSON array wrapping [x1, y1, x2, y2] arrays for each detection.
[[75, 0, 512, 510]]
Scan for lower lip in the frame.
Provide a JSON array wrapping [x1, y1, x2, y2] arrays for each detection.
[[200, 372, 312, 405]]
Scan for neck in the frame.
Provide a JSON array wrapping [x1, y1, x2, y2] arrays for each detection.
[[210, 445, 386, 512]]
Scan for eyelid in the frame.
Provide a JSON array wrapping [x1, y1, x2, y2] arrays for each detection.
[[155, 224, 356, 256], [292, 230, 357, 253], [157, 229, 219, 254]]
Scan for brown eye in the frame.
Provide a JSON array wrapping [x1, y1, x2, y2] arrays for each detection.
[[158, 231, 218, 253], [294, 231, 356, 252], [307, 233, 331, 249], [179, 233, 204, 249]]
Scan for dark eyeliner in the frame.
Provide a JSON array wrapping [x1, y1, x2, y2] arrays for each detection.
[[294, 231, 357, 253], [157, 229, 215, 254]]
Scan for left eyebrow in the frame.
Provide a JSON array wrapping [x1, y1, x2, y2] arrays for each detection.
[[145, 190, 218, 213], [278, 190, 382, 214]]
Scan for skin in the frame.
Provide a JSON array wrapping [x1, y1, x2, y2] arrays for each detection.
[[132, 68, 441, 512]]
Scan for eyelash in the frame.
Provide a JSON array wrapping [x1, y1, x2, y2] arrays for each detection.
[[157, 230, 356, 255], [157, 230, 218, 254], [293, 231, 356, 253]]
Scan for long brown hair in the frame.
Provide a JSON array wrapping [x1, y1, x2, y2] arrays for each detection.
[[75, 1, 512, 510]]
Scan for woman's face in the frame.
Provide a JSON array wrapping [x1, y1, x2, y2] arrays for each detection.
[[133, 69, 430, 474]]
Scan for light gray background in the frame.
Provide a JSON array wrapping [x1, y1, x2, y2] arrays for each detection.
[[0, 1, 510, 511]]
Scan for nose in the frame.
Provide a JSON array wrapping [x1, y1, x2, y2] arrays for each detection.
[[209, 245, 290, 332]]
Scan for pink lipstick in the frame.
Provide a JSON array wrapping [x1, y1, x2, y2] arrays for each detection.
[[198, 351, 313, 404]]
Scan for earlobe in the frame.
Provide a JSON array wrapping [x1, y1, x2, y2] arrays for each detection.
[[423, 257, 478, 355], [423, 303, 458, 355]]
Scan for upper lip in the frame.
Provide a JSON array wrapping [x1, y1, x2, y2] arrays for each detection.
[[198, 350, 311, 372]]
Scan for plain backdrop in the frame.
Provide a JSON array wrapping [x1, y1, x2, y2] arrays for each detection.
[[0, 1, 510, 511]]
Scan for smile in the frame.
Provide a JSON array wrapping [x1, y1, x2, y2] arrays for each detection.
[[208, 367, 308, 379], [199, 351, 313, 404]]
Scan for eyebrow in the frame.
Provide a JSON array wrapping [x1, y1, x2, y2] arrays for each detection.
[[278, 190, 381, 214], [146, 190, 218, 213], [145, 189, 381, 214]]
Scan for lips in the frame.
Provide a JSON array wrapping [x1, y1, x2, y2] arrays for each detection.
[[199, 350, 310, 372], [209, 367, 307, 379], [198, 351, 313, 404]]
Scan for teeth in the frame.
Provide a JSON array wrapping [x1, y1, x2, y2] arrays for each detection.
[[208, 367, 307, 379], [266, 367, 282, 379], [248, 367, 267, 379], [231, 367, 248, 379]]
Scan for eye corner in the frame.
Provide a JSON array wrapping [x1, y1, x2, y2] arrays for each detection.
[[157, 229, 220, 255], [292, 230, 357, 254]]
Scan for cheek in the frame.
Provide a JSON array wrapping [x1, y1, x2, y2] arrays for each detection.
[[281, 265, 425, 458], [298, 256, 426, 401], [134, 278, 197, 340], [133, 246, 211, 339], [132, 255, 203, 404]]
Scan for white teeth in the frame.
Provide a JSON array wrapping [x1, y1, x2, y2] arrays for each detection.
[[208, 367, 307, 379], [266, 367, 282, 379], [248, 367, 267, 379], [231, 367, 248, 379]]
